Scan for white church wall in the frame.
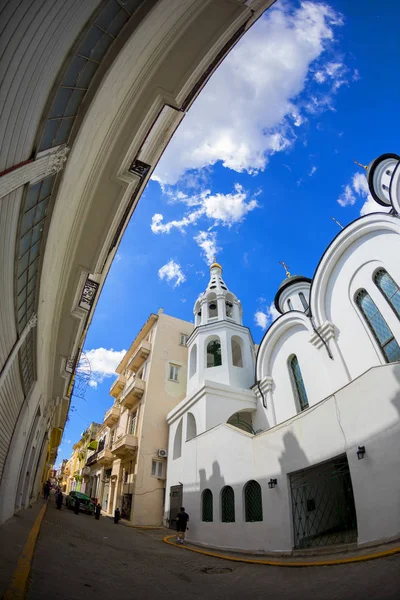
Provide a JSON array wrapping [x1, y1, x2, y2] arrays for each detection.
[[178, 363, 400, 553]]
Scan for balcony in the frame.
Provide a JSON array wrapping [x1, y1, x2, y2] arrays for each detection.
[[82, 466, 91, 477], [110, 375, 126, 398], [111, 433, 138, 458], [120, 378, 145, 408], [86, 451, 98, 466], [97, 447, 114, 466], [127, 340, 151, 371], [103, 405, 120, 427]]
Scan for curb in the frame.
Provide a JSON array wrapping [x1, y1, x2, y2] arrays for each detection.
[[162, 535, 400, 567], [3, 503, 47, 599]]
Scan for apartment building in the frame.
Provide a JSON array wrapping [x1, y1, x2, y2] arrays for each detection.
[[65, 422, 100, 494], [85, 309, 193, 525]]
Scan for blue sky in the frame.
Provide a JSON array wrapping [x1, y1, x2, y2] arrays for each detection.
[[57, 0, 400, 463]]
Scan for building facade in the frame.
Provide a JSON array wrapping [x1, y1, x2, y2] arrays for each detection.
[[84, 310, 193, 525], [165, 152, 400, 554], [0, 0, 273, 525], [64, 422, 100, 494]]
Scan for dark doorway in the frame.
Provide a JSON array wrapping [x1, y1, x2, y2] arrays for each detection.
[[121, 493, 132, 520], [169, 484, 183, 529], [290, 454, 357, 549]]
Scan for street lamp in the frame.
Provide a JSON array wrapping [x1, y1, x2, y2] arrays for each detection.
[[268, 478, 277, 489]]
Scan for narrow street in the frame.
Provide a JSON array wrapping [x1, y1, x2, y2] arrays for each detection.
[[25, 500, 400, 600]]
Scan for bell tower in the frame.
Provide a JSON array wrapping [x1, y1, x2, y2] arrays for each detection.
[[186, 259, 255, 396]]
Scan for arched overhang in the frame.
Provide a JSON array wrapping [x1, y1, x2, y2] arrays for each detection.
[[256, 311, 312, 381], [310, 213, 400, 326]]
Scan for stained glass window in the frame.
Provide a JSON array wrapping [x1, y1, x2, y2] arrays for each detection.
[[244, 480, 263, 522], [202, 489, 213, 522], [221, 486, 235, 522], [289, 355, 309, 411], [356, 289, 400, 363], [374, 269, 400, 319]]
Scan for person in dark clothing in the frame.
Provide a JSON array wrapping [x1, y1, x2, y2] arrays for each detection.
[[176, 507, 189, 544], [43, 481, 51, 500], [95, 503, 101, 520], [55, 489, 63, 510], [74, 497, 80, 515]]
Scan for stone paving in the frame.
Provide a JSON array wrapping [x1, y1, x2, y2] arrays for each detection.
[[26, 500, 400, 600]]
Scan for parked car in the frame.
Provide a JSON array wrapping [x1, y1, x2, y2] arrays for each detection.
[[65, 491, 95, 515]]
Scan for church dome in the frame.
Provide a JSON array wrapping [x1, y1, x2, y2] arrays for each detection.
[[274, 275, 312, 315], [193, 261, 242, 326]]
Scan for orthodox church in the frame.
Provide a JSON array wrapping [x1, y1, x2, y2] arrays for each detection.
[[164, 152, 400, 553]]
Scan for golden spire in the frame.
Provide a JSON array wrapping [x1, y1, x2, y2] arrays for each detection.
[[353, 159, 368, 171], [210, 255, 222, 270], [279, 261, 291, 278]]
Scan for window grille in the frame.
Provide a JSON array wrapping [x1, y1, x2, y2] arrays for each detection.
[[374, 269, 400, 318], [244, 480, 263, 522], [202, 489, 213, 522], [356, 289, 400, 363], [221, 486, 235, 522], [289, 356, 309, 411]]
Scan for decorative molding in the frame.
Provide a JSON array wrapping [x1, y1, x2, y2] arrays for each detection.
[[309, 320, 336, 350], [0, 145, 69, 199], [79, 277, 99, 311]]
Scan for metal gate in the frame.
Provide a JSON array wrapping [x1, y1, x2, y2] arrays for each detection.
[[290, 455, 357, 549], [169, 484, 182, 529]]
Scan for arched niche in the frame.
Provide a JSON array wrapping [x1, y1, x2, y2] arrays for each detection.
[[206, 335, 222, 368], [186, 413, 197, 440], [231, 335, 243, 367], [189, 344, 197, 378], [173, 419, 183, 459]]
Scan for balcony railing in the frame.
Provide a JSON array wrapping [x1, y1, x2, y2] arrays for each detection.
[[127, 339, 151, 371], [111, 433, 138, 457], [120, 378, 145, 408], [97, 447, 114, 465], [103, 405, 120, 427], [86, 451, 98, 466], [110, 375, 126, 398]]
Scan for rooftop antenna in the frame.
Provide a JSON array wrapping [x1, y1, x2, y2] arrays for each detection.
[[330, 216, 344, 229], [279, 261, 291, 278]]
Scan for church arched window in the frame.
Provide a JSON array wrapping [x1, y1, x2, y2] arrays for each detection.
[[186, 413, 197, 441], [231, 336, 243, 367], [355, 289, 400, 362], [287, 299, 293, 311], [206, 337, 222, 368], [299, 292, 309, 313], [374, 268, 400, 319], [202, 489, 213, 522], [289, 355, 309, 412], [221, 486, 235, 522], [208, 293, 218, 319], [244, 480, 263, 522], [189, 344, 197, 378], [173, 419, 183, 459]]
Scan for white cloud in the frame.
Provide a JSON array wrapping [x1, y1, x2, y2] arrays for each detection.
[[254, 303, 280, 330], [158, 259, 186, 287], [151, 185, 259, 234], [153, 1, 345, 186], [194, 231, 220, 265], [337, 171, 391, 215], [85, 348, 127, 386], [309, 165, 317, 176], [337, 184, 356, 207]]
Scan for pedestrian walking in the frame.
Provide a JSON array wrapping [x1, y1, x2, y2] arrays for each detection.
[[55, 488, 63, 510], [95, 503, 101, 520], [74, 497, 80, 515], [43, 480, 51, 500], [114, 508, 120, 524], [175, 507, 189, 544]]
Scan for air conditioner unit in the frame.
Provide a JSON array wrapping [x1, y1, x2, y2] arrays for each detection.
[[158, 449, 168, 458]]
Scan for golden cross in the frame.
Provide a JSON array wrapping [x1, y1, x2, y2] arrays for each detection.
[[353, 159, 368, 170], [279, 261, 291, 278]]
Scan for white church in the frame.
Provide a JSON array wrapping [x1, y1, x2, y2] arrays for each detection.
[[165, 152, 400, 553]]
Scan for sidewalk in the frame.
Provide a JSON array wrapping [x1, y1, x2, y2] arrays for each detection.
[[0, 498, 47, 598], [163, 533, 400, 567]]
